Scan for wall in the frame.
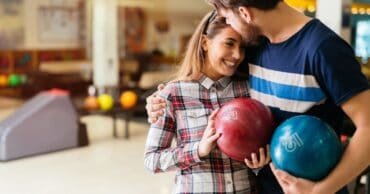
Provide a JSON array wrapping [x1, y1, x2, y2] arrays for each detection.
[[22, 0, 82, 49], [145, 10, 209, 57], [20, 0, 210, 55], [118, 0, 211, 57], [0, 1, 24, 49]]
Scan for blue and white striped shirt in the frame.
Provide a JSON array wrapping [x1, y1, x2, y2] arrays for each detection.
[[245, 19, 369, 130]]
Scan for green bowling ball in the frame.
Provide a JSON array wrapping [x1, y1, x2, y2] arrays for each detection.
[[8, 74, 21, 87]]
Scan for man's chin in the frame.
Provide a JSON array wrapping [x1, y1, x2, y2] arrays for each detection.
[[243, 35, 262, 46]]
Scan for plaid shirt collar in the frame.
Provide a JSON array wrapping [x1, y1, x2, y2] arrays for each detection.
[[198, 74, 231, 90]]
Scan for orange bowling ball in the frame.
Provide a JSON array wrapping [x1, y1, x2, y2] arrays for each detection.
[[84, 96, 100, 110], [120, 90, 138, 110], [0, 75, 8, 87]]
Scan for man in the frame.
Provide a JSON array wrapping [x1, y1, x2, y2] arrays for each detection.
[[146, 0, 370, 193]]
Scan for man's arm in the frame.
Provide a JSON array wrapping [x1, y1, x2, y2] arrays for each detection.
[[316, 89, 370, 193], [271, 89, 370, 194]]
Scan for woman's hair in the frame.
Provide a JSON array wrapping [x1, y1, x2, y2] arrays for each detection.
[[206, 0, 282, 11], [175, 11, 230, 81]]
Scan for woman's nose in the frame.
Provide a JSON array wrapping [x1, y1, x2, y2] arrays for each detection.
[[232, 48, 242, 61]]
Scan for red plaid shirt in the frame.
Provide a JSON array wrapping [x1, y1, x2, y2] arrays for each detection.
[[144, 75, 257, 194]]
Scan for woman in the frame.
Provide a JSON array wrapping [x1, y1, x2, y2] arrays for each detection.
[[144, 11, 269, 194]]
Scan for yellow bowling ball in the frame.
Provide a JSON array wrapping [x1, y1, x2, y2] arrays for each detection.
[[120, 90, 138, 110], [98, 94, 114, 111]]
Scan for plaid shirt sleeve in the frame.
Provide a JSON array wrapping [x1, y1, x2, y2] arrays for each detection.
[[144, 86, 203, 173]]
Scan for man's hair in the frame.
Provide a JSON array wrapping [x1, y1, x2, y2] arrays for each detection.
[[206, 0, 282, 10]]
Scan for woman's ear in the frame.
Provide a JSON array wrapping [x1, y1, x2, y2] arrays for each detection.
[[201, 35, 209, 52], [238, 6, 252, 23]]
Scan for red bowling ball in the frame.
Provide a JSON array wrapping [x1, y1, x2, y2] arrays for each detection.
[[215, 98, 275, 161]]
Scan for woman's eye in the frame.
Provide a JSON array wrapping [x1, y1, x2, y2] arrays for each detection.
[[225, 42, 234, 46]]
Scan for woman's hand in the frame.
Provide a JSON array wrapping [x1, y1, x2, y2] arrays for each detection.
[[244, 145, 271, 169], [198, 109, 221, 158]]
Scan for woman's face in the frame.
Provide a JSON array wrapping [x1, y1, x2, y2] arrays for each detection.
[[203, 26, 245, 80]]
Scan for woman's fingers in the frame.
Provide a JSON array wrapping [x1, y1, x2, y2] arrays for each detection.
[[244, 145, 271, 169], [252, 153, 259, 166], [265, 145, 271, 164], [204, 120, 215, 137], [209, 108, 220, 120], [208, 131, 221, 143], [244, 158, 253, 168]]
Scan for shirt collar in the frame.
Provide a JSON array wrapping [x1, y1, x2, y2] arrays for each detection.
[[199, 74, 231, 90]]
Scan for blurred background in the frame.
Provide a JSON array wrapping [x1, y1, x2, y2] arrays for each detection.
[[0, 0, 369, 193]]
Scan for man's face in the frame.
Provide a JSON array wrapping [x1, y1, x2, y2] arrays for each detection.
[[218, 8, 261, 45]]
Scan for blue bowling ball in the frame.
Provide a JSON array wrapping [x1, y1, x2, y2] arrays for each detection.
[[270, 115, 342, 181]]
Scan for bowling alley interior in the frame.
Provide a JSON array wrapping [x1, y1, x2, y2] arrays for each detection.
[[0, 0, 369, 193]]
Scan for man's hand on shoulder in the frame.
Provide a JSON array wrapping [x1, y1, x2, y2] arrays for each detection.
[[145, 84, 167, 123]]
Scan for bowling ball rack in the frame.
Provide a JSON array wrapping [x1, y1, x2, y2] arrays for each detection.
[[77, 103, 135, 139]]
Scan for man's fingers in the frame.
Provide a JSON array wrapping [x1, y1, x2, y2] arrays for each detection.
[[151, 96, 166, 104], [146, 92, 156, 104], [270, 162, 276, 171], [146, 93, 165, 105], [148, 117, 157, 123], [151, 103, 165, 112], [157, 83, 165, 90], [147, 110, 164, 123], [277, 169, 297, 184], [154, 110, 165, 116], [145, 99, 165, 113], [270, 163, 290, 188], [270, 162, 298, 185]]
